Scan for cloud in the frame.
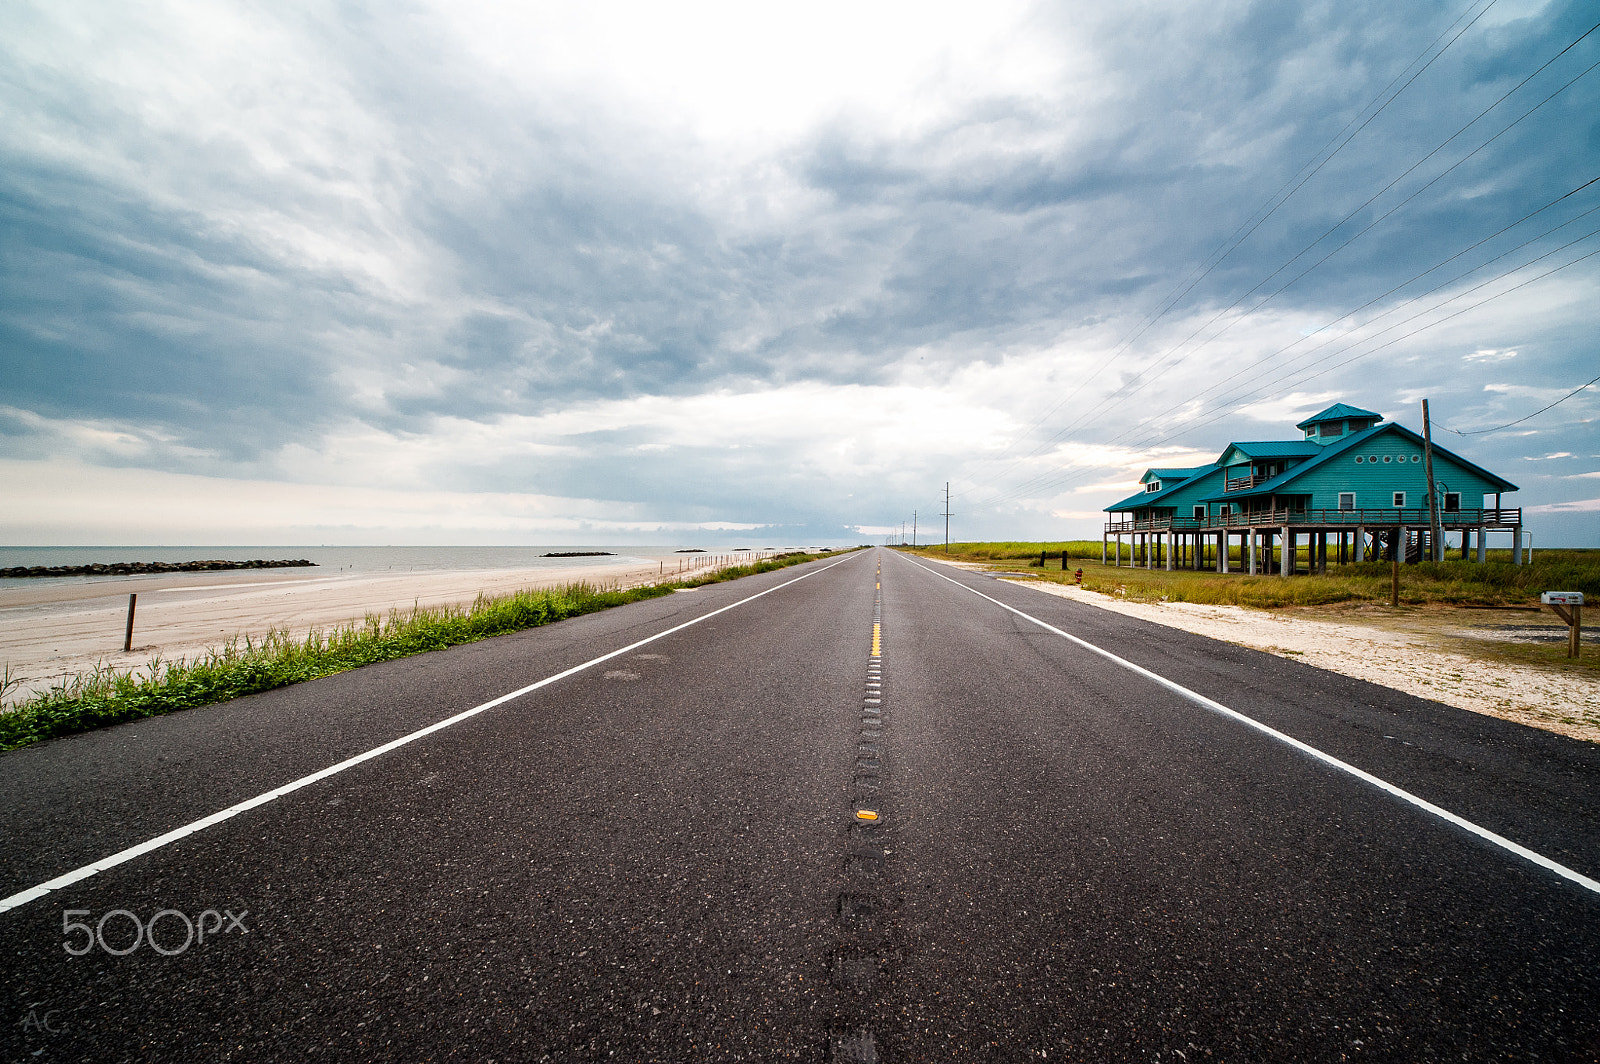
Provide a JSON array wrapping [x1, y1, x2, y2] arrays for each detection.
[[2, 0, 1597, 544]]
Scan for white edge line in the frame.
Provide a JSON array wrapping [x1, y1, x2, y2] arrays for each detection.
[[0, 554, 855, 915], [901, 553, 1600, 897]]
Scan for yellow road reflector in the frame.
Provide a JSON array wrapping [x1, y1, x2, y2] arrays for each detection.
[[856, 809, 879, 821]]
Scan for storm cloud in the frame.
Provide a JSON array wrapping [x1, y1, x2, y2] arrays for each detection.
[[2, 0, 1596, 544]]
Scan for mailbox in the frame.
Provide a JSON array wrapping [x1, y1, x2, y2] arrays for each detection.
[[1541, 591, 1585, 605]]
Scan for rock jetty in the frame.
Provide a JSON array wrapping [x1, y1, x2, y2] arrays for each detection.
[[0, 559, 317, 579], [540, 551, 615, 558]]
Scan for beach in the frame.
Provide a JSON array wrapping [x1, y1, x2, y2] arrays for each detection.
[[0, 554, 697, 702]]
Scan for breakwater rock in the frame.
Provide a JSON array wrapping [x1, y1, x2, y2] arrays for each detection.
[[540, 551, 615, 558], [0, 559, 317, 579]]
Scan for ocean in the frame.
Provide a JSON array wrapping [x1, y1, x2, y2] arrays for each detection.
[[0, 544, 809, 589]]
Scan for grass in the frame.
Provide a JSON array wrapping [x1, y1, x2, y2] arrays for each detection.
[[903, 542, 1600, 675], [0, 550, 839, 753], [907, 542, 1600, 608]]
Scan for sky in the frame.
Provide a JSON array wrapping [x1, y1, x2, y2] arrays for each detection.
[[2, 0, 1597, 547]]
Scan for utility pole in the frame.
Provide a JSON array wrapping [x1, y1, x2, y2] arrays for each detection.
[[942, 482, 951, 553], [912, 510, 917, 547], [1422, 399, 1443, 562]]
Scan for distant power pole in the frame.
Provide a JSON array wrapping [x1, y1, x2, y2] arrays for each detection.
[[912, 510, 917, 547], [942, 482, 952, 553]]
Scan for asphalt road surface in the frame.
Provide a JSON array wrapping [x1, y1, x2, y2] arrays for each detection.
[[3, 547, 1598, 1062]]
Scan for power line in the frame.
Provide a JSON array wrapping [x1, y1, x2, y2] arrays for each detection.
[[967, 209, 1600, 508], [967, 235, 1600, 508], [962, 13, 1600, 499], [1444, 373, 1600, 435], [967, 0, 1499, 475]]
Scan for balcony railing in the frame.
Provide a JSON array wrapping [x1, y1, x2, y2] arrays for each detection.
[[1223, 474, 1265, 493], [1105, 507, 1521, 534]]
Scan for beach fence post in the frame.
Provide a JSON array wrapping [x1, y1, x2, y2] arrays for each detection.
[[123, 593, 137, 653]]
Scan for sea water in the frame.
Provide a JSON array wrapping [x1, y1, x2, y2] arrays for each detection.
[[0, 544, 806, 589]]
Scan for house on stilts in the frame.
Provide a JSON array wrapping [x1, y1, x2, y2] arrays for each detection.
[[1102, 403, 1522, 574]]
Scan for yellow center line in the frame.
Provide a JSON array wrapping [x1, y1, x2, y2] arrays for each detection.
[[871, 622, 882, 657]]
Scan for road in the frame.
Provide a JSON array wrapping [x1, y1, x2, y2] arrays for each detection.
[[2, 547, 1598, 1062]]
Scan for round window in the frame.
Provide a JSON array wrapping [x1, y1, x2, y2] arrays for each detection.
[[1354, 455, 1364, 463], [1412, 455, 1421, 463], [1383, 455, 1392, 463]]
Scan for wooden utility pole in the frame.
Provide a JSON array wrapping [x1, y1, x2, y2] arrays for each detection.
[[1422, 399, 1443, 562], [1391, 529, 1401, 608], [912, 510, 917, 548], [942, 482, 951, 553]]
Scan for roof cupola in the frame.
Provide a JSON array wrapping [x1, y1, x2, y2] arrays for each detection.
[[1296, 402, 1382, 444]]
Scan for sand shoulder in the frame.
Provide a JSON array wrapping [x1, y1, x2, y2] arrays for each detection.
[[924, 559, 1600, 743], [1, 559, 670, 702]]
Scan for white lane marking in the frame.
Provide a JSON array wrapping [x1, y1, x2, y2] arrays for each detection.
[[0, 554, 857, 916], [900, 554, 1600, 897]]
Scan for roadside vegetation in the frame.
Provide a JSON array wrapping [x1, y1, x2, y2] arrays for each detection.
[[0, 550, 839, 752], [904, 542, 1600, 674], [909, 541, 1600, 607]]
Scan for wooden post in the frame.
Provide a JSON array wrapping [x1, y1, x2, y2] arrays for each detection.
[[1476, 521, 1486, 563], [1102, 534, 1107, 566], [123, 593, 137, 653], [1422, 399, 1444, 562], [1544, 597, 1583, 658], [1280, 526, 1290, 576], [1247, 529, 1257, 575], [1391, 527, 1401, 607], [1513, 526, 1523, 566]]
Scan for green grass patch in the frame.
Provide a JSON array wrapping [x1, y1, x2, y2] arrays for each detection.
[[0, 550, 837, 752]]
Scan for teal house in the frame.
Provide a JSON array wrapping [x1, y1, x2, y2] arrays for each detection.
[[1104, 403, 1521, 574]]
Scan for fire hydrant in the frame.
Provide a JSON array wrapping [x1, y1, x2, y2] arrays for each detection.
[[1074, 568, 1083, 585]]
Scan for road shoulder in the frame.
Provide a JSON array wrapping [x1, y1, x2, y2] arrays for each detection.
[[922, 558, 1600, 743]]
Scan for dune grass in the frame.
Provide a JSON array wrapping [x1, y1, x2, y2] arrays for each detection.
[[0, 550, 836, 752]]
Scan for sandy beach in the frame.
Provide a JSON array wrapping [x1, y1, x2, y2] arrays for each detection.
[[954, 566, 1600, 744], [0, 556, 689, 702]]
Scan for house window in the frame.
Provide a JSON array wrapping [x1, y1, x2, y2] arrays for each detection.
[[1393, 492, 1406, 507], [1444, 492, 1460, 512], [1146, 481, 1160, 493], [1411, 455, 1421, 463], [1383, 455, 1392, 463], [1354, 455, 1364, 463], [1338, 492, 1355, 511], [1194, 505, 1205, 519]]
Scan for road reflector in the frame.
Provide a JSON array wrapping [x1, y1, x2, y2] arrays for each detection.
[[856, 809, 879, 821]]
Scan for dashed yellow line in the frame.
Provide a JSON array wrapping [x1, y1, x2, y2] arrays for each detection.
[[871, 623, 881, 657]]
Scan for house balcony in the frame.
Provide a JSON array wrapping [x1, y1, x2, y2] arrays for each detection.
[[1222, 474, 1267, 493], [1104, 507, 1521, 534]]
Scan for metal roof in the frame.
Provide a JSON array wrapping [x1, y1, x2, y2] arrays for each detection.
[[1198, 423, 1517, 502], [1106, 464, 1223, 512], [1218, 440, 1321, 461], [1295, 403, 1382, 431]]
